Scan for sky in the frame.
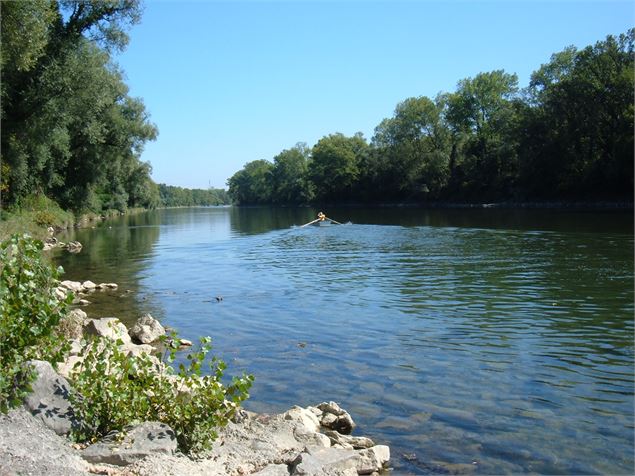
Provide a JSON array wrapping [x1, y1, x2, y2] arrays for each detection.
[[115, 0, 634, 189]]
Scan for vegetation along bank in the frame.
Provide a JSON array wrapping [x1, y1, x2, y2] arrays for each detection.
[[228, 29, 633, 206]]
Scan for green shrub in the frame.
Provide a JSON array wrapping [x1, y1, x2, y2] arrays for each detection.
[[0, 234, 72, 412], [70, 333, 254, 455]]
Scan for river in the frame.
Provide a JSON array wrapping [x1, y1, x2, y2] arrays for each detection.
[[55, 206, 634, 475]]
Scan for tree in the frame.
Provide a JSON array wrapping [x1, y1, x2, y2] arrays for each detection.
[[271, 143, 313, 204], [308, 133, 368, 202], [371, 96, 451, 200], [0, 0, 159, 213], [519, 30, 634, 199], [444, 70, 521, 199], [227, 160, 274, 204]]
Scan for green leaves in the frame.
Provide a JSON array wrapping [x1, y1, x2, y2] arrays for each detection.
[[0, 234, 71, 413], [70, 333, 253, 455]]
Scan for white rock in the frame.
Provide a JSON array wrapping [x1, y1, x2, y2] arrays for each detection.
[[318, 401, 346, 416], [83, 318, 131, 345], [54, 287, 67, 300], [60, 280, 82, 293], [57, 355, 84, 379], [129, 314, 165, 344], [283, 406, 321, 433], [81, 280, 97, 291], [356, 445, 390, 474]]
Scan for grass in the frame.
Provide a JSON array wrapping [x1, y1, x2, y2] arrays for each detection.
[[0, 195, 75, 241]]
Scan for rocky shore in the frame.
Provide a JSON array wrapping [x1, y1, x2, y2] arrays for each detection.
[[1, 290, 390, 476]]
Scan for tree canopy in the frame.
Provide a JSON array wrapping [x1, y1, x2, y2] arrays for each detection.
[[1, 0, 160, 213]]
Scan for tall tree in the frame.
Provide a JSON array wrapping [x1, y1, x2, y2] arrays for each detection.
[[371, 96, 450, 200], [308, 133, 368, 202], [519, 30, 634, 199], [444, 70, 521, 199], [271, 143, 313, 204]]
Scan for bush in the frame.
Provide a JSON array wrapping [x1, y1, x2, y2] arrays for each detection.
[[0, 234, 71, 412], [70, 333, 254, 455]]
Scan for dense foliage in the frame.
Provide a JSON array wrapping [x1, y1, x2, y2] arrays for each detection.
[[0, 234, 71, 412], [70, 334, 253, 454], [228, 30, 634, 204], [0, 0, 159, 213], [158, 184, 230, 207]]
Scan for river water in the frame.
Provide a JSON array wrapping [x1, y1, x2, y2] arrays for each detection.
[[55, 207, 634, 475]]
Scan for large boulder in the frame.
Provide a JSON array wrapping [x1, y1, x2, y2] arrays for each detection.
[[82, 422, 177, 466], [129, 313, 165, 344], [83, 317, 131, 345], [22, 360, 78, 435]]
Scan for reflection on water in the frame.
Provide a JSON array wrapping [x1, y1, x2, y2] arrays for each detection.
[[56, 207, 634, 475]]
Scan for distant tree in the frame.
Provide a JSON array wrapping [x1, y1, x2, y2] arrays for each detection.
[[308, 133, 368, 202]]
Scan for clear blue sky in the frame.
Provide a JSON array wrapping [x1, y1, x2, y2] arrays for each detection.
[[116, 0, 634, 189]]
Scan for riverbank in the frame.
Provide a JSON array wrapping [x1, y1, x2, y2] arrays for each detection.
[[306, 200, 634, 210], [1, 310, 391, 476], [0, 194, 146, 241]]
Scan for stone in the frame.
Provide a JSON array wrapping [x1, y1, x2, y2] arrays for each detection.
[[83, 318, 132, 345], [355, 446, 390, 475], [60, 280, 83, 293], [54, 287, 67, 300], [252, 464, 291, 476], [68, 339, 83, 356], [66, 241, 83, 253], [82, 422, 177, 466], [57, 355, 84, 379], [283, 405, 321, 432], [293, 425, 331, 448], [318, 401, 346, 416], [319, 407, 355, 435], [179, 338, 193, 347], [290, 446, 360, 475], [69, 308, 88, 321], [22, 360, 78, 435], [122, 343, 155, 358], [129, 313, 165, 344], [324, 431, 375, 450], [77, 299, 91, 306], [81, 280, 97, 291]]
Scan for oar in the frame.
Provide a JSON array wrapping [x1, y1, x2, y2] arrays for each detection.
[[300, 218, 321, 228], [325, 216, 343, 225]]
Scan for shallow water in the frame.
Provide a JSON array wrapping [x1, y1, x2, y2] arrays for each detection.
[[56, 207, 634, 475]]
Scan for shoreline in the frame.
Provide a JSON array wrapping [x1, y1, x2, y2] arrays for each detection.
[[0, 275, 391, 475]]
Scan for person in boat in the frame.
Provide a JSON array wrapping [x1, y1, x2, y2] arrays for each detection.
[[317, 212, 326, 221]]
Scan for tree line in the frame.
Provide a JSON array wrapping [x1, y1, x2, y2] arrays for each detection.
[[228, 30, 633, 205], [158, 184, 229, 207]]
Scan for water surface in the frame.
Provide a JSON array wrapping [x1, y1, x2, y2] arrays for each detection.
[[56, 207, 634, 475]]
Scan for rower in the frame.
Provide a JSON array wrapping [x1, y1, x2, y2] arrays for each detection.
[[317, 212, 326, 221]]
